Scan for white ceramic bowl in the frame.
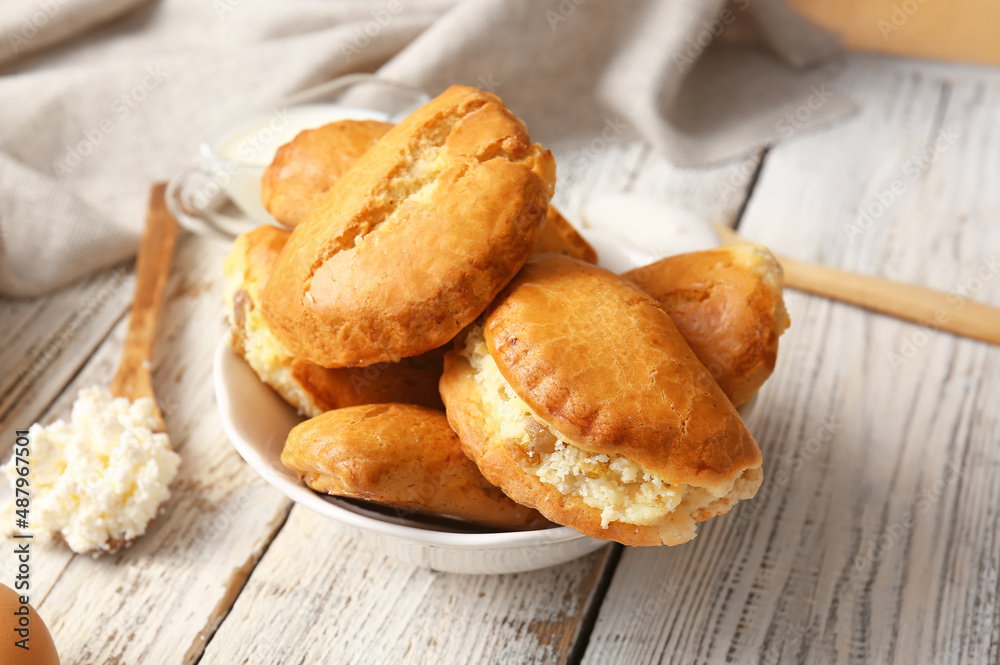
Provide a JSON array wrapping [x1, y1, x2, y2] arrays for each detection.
[[214, 232, 753, 574]]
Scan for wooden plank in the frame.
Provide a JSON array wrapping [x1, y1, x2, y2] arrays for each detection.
[[580, 54, 1000, 665], [625, 144, 763, 228], [7, 232, 296, 664], [199, 505, 614, 665], [552, 138, 762, 231], [0, 266, 135, 453]]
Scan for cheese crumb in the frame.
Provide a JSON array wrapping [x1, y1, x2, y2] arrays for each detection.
[[1, 386, 181, 554]]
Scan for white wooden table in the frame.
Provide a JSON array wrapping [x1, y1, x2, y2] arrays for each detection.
[[2, 54, 998, 665]]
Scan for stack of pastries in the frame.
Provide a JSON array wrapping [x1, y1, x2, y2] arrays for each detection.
[[222, 85, 790, 546]]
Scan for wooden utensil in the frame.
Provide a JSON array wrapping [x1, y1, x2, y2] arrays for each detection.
[[714, 224, 1000, 346], [109, 183, 180, 431]]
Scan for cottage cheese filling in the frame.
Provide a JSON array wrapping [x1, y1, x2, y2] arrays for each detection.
[[1, 386, 180, 553], [462, 326, 737, 530]]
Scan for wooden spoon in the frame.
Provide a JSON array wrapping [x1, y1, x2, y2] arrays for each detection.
[[714, 224, 1000, 346], [95, 184, 179, 554], [109, 183, 179, 432]]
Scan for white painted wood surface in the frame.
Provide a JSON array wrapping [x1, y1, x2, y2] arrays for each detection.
[[200, 507, 614, 665], [581, 55, 1000, 665], [2, 234, 296, 664], [0, 267, 134, 452], [0, 53, 997, 665]]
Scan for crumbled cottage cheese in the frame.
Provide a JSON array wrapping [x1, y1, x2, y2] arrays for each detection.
[[1, 386, 180, 553]]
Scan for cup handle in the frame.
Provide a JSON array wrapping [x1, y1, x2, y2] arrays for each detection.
[[165, 166, 252, 239]]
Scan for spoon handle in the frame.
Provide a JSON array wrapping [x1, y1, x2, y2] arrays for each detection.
[[715, 224, 1000, 346], [110, 184, 180, 429]]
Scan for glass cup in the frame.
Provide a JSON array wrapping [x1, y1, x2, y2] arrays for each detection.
[[166, 74, 429, 238]]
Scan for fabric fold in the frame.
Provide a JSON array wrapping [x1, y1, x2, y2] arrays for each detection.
[[0, 0, 853, 298], [0, 0, 152, 68]]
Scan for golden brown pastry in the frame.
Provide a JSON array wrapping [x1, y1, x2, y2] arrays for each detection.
[[260, 117, 594, 262], [440, 255, 762, 547], [624, 245, 789, 407], [223, 225, 444, 416], [535, 206, 598, 263], [281, 403, 550, 529], [261, 85, 556, 368], [261, 119, 393, 227]]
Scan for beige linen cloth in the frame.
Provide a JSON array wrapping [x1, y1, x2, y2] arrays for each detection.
[[0, 0, 853, 298]]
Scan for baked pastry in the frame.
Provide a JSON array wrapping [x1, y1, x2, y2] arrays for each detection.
[[223, 225, 444, 416], [440, 255, 762, 546], [535, 206, 598, 263], [261, 119, 393, 227], [260, 116, 594, 262], [281, 403, 550, 529], [261, 85, 556, 368], [624, 245, 789, 406]]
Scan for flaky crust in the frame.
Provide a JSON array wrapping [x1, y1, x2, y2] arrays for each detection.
[[261, 119, 392, 227], [261, 85, 556, 368], [483, 255, 761, 490], [223, 225, 443, 415], [534, 206, 598, 263], [624, 245, 790, 406], [281, 404, 549, 529]]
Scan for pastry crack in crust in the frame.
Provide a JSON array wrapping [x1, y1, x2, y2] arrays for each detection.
[[302, 102, 489, 296], [259, 86, 558, 368], [659, 377, 690, 437]]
